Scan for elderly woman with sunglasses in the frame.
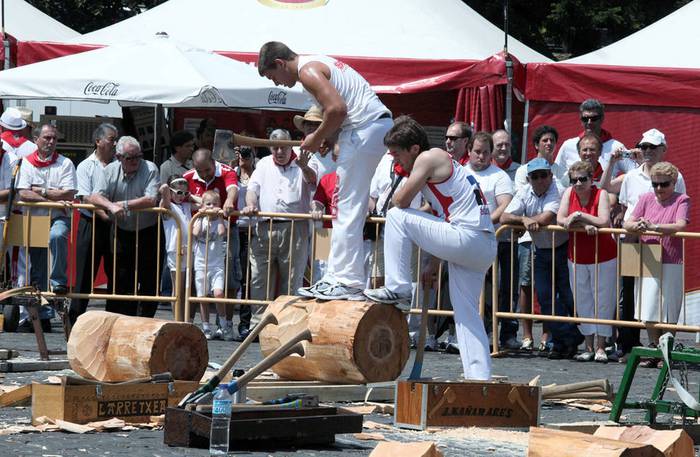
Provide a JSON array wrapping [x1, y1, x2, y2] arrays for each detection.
[[623, 162, 689, 353], [557, 160, 617, 362]]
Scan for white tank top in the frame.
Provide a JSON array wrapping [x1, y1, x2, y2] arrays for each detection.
[[297, 55, 390, 130], [422, 161, 494, 232]]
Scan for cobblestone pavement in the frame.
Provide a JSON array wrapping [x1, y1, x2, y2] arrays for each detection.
[[0, 306, 698, 456]]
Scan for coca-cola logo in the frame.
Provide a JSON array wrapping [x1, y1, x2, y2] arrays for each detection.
[[268, 90, 288, 105], [83, 81, 120, 97], [200, 89, 224, 104]]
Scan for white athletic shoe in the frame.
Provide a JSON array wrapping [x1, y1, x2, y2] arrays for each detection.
[[363, 287, 412, 311], [213, 326, 224, 341], [424, 335, 438, 352], [203, 327, 213, 341], [444, 335, 460, 354], [315, 283, 364, 300], [298, 280, 333, 298], [221, 324, 236, 342]]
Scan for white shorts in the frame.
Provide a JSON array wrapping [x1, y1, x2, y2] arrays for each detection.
[[195, 267, 224, 297]]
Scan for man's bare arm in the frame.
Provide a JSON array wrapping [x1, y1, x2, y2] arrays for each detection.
[[299, 62, 347, 149]]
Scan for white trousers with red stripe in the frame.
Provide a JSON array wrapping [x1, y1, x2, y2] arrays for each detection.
[[323, 118, 393, 288], [383, 207, 497, 380]]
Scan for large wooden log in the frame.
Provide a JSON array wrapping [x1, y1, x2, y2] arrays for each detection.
[[528, 427, 664, 457], [259, 296, 409, 384], [67, 311, 208, 382]]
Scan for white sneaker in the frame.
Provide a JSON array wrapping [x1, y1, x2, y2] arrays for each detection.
[[221, 324, 235, 342], [203, 327, 213, 340], [424, 334, 438, 352], [213, 326, 224, 340], [298, 280, 333, 298], [316, 283, 364, 300], [409, 331, 418, 349], [363, 287, 412, 310]]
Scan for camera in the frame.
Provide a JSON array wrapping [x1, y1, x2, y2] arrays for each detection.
[[620, 149, 635, 159]]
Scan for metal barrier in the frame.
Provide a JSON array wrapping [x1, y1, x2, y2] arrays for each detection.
[[491, 224, 700, 353], [9, 201, 182, 314]]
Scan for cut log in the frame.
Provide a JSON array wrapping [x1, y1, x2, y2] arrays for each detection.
[[528, 427, 664, 457], [67, 311, 208, 382], [594, 426, 694, 457], [259, 296, 409, 384]]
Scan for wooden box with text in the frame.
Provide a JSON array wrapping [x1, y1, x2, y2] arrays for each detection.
[[394, 380, 540, 430], [31, 381, 199, 425]]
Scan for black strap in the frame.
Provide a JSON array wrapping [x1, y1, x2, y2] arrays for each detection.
[[378, 163, 403, 216]]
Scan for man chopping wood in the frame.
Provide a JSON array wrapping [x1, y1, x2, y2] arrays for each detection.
[[363, 116, 496, 380], [258, 41, 393, 300]]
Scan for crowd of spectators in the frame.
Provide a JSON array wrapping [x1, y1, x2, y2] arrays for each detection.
[[0, 98, 691, 361]]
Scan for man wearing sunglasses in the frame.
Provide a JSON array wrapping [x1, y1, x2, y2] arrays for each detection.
[[445, 121, 471, 165], [615, 128, 686, 357], [89, 136, 160, 317], [554, 99, 634, 178]]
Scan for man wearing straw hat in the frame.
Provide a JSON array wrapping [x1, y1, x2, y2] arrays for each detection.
[[293, 105, 337, 183], [258, 41, 392, 300]]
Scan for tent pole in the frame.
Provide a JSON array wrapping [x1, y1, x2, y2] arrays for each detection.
[[2, 0, 9, 71], [503, 0, 512, 134], [153, 104, 162, 164], [521, 99, 529, 164]]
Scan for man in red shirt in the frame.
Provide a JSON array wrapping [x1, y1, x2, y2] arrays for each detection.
[[183, 148, 240, 340]]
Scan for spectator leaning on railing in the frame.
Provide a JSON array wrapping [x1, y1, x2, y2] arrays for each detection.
[[87, 136, 159, 317], [557, 160, 617, 363], [623, 161, 690, 366]]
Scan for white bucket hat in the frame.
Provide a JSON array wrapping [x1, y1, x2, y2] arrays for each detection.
[[0, 107, 27, 131]]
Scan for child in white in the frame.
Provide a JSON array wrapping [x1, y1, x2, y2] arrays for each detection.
[[193, 190, 230, 340], [159, 176, 191, 320]]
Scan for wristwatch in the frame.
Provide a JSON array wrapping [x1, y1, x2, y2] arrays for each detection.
[[41, 188, 48, 198]]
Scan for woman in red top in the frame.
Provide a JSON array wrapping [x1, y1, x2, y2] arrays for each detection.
[[557, 161, 617, 363]]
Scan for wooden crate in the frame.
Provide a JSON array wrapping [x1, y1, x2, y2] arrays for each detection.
[[394, 379, 540, 430], [31, 381, 199, 425], [164, 406, 363, 449]]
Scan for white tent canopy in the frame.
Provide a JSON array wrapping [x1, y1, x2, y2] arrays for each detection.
[[1, 0, 78, 41], [567, 0, 700, 67], [0, 34, 310, 110], [70, 0, 550, 63]]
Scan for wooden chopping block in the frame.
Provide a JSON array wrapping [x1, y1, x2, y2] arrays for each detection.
[[67, 311, 208, 382], [259, 296, 409, 384], [528, 427, 664, 457], [594, 426, 694, 457]]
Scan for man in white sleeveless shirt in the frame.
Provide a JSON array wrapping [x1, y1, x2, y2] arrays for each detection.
[[363, 116, 497, 380], [258, 41, 393, 300]]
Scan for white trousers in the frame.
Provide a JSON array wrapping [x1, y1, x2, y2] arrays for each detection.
[[635, 263, 683, 323], [567, 258, 617, 337], [384, 207, 496, 380], [323, 118, 392, 288]]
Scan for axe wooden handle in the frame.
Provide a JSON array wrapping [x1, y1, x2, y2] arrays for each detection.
[[227, 329, 312, 394], [232, 133, 302, 148], [219, 312, 278, 378]]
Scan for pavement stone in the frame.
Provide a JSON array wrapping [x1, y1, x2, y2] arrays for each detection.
[[0, 306, 698, 456]]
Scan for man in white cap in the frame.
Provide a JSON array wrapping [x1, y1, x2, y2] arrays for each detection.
[[613, 128, 685, 357], [259, 41, 392, 300], [0, 107, 36, 158]]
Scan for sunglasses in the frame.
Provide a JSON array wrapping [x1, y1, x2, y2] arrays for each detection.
[[580, 115, 602, 123], [570, 176, 590, 184], [638, 144, 659, 151], [446, 135, 468, 141], [651, 180, 671, 189], [528, 170, 550, 180], [122, 154, 143, 162], [169, 188, 190, 196]]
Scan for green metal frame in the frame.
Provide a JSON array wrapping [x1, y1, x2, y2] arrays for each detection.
[[610, 338, 700, 424]]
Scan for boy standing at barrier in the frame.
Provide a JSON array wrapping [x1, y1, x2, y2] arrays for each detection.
[[193, 190, 231, 340], [159, 176, 192, 321], [363, 116, 496, 380]]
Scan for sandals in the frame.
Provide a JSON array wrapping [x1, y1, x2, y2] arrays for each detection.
[[520, 338, 534, 351], [594, 351, 608, 363], [574, 351, 594, 362]]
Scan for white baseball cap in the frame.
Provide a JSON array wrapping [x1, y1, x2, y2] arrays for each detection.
[[0, 107, 27, 131], [638, 128, 666, 146]]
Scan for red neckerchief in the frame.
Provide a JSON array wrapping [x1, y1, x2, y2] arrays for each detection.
[[26, 150, 59, 168], [578, 128, 613, 143], [592, 162, 603, 181], [273, 152, 297, 167], [494, 157, 513, 170], [457, 154, 469, 166], [393, 161, 410, 178], [1, 131, 29, 149]]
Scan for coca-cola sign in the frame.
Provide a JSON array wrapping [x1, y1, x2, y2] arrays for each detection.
[[200, 88, 224, 105], [268, 90, 288, 105], [83, 81, 120, 97]]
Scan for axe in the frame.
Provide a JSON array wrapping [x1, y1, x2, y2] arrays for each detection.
[[178, 312, 278, 408], [232, 133, 301, 148], [225, 329, 312, 396]]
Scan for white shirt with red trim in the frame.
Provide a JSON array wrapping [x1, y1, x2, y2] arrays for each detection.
[[1, 131, 36, 158], [248, 155, 314, 217], [183, 161, 238, 201], [421, 161, 493, 233]]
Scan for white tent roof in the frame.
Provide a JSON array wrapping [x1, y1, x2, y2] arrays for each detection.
[[568, 0, 700, 68], [71, 0, 550, 63], [1, 0, 79, 41], [0, 34, 310, 110]]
